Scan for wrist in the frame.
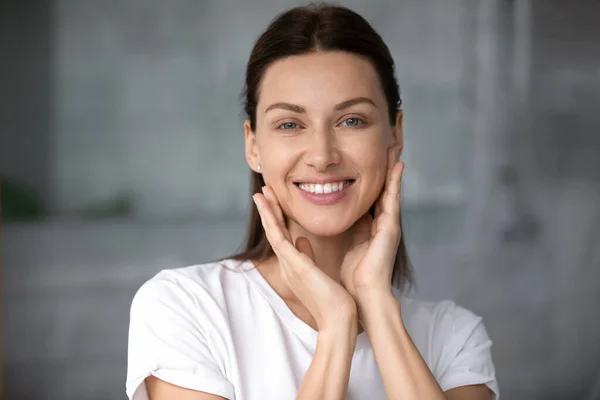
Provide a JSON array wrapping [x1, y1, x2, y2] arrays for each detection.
[[355, 285, 395, 306], [356, 289, 401, 328], [320, 299, 358, 331], [322, 306, 358, 332], [318, 319, 358, 349]]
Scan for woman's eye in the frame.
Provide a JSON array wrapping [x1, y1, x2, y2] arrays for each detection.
[[278, 122, 299, 130], [340, 118, 364, 127]]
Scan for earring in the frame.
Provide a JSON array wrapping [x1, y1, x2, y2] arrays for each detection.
[[256, 164, 262, 172]]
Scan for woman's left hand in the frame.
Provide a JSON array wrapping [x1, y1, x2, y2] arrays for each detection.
[[340, 148, 405, 299]]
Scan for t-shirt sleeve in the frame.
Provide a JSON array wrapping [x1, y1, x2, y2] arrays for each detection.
[[433, 301, 499, 398], [125, 272, 235, 400]]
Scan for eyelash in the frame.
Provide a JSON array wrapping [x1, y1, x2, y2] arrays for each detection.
[[276, 117, 367, 131], [339, 117, 365, 127], [278, 121, 300, 130]]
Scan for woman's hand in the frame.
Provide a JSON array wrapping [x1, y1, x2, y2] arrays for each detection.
[[253, 186, 358, 332], [340, 148, 405, 299]]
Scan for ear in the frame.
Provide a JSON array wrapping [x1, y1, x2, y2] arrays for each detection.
[[244, 120, 261, 173], [391, 110, 404, 160]]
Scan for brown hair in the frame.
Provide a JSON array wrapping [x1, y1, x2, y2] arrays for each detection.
[[229, 3, 413, 289]]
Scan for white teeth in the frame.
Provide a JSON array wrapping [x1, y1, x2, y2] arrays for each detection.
[[298, 180, 353, 194]]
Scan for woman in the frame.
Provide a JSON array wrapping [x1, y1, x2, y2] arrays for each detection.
[[126, 4, 499, 399]]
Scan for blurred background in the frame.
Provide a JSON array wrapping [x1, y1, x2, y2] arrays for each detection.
[[2, 0, 599, 399]]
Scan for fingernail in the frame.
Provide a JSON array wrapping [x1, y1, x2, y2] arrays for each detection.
[[252, 194, 258, 204], [261, 186, 266, 195]]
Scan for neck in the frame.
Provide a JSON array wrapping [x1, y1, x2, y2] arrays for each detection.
[[285, 219, 354, 282]]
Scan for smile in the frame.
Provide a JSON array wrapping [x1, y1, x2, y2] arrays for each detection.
[[295, 180, 355, 194]]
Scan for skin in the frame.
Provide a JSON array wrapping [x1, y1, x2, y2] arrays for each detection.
[[248, 51, 396, 286], [246, 51, 402, 333], [146, 51, 494, 400]]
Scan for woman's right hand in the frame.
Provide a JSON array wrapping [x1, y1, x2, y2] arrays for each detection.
[[253, 186, 358, 332]]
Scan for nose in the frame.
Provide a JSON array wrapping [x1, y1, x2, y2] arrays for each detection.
[[303, 127, 341, 171]]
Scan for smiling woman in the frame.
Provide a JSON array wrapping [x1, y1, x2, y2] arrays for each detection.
[[126, 4, 499, 400]]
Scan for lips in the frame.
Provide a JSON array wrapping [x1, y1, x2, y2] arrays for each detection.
[[293, 178, 354, 205], [295, 180, 355, 194]]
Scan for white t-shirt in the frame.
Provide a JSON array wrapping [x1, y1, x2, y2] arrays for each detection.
[[126, 259, 499, 399]]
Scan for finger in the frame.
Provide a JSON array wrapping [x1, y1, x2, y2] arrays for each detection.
[[254, 194, 309, 269], [262, 186, 284, 225], [374, 190, 383, 219], [262, 186, 292, 241], [384, 146, 397, 192], [375, 146, 397, 219], [294, 236, 315, 262], [253, 194, 289, 250], [279, 236, 321, 288], [371, 210, 379, 238], [388, 161, 404, 196], [382, 161, 404, 219]]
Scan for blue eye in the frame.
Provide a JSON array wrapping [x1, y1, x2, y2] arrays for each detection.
[[279, 122, 299, 130], [341, 118, 364, 127]]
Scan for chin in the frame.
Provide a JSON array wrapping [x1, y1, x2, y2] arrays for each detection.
[[293, 213, 356, 237]]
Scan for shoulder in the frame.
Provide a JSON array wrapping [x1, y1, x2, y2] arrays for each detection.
[[399, 296, 483, 336], [398, 295, 489, 361], [132, 259, 248, 302], [398, 295, 498, 397], [130, 259, 250, 325], [127, 260, 243, 399]]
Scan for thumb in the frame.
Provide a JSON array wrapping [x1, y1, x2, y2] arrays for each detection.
[[294, 236, 315, 262]]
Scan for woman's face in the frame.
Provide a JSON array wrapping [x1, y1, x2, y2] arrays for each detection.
[[245, 51, 402, 237]]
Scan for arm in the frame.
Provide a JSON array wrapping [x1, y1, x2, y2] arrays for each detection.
[[145, 376, 227, 400], [297, 316, 358, 400], [253, 187, 360, 399], [126, 277, 236, 400], [357, 289, 493, 400], [144, 318, 357, 400], [340, 157, 496, 399], [445, 385, 495, 400], [358, 289, 446, 400]]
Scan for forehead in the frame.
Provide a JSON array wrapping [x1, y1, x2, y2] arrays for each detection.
[[257, 51, 385, 110]]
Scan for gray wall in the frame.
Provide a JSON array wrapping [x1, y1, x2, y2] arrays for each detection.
[[0, 0, 52, 205], [3, 1, 600, 399]]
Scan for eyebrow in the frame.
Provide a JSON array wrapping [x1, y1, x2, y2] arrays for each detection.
[[264, 96, 377, 114]]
